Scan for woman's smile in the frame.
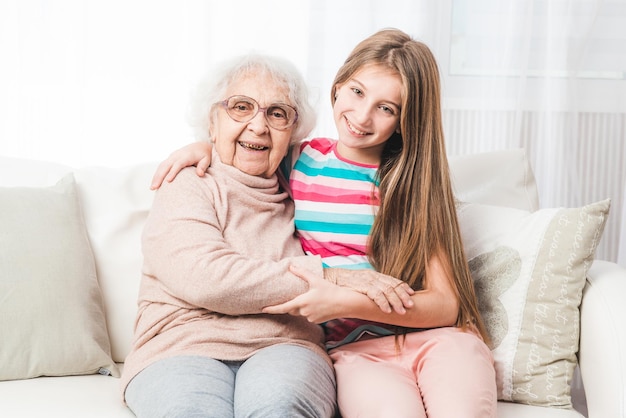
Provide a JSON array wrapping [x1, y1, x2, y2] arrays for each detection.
[[238, 141, 269, 151]]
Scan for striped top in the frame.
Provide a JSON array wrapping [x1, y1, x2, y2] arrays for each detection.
[[290, 137, 396, 349]]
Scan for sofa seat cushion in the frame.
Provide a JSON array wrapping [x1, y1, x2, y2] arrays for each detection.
[[0, 374, 583, 418], [0, 364, 133, 417], [497, 402, 583, 417]]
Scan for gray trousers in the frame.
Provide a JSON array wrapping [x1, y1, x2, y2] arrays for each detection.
[[125, 344, 336, 418]]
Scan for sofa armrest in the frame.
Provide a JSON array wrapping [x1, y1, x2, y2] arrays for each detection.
[[579, 260, 626, 418]]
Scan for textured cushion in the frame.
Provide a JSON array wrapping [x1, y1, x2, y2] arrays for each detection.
[[0, 174, 119, 380], [458, 199, 610, 407]]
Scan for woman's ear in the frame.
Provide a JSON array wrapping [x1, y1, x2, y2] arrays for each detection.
[[208, 112, 216, 142]]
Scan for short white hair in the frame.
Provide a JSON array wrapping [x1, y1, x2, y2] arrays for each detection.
[[188, 54, 316, 145]]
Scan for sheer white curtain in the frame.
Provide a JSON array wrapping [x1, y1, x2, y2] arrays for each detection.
[[1, 0, 624, 264], [438, 0, 626, 265]]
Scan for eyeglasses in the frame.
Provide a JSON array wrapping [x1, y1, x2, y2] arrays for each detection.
[[219, 95, 298, 130]]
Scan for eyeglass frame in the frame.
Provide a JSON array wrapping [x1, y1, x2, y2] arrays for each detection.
[[217, 95, 299, 131]]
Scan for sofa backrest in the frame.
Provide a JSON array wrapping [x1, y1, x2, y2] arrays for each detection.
[[0, 148, 539, 363], [449, 149, 539, 211]]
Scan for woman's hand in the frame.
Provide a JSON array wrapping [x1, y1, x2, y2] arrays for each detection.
[[150, 142, 213, 190], [325, 268, 414, 314]]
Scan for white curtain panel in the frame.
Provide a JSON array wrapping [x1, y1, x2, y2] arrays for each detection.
[[616, 186, 626, 266], [439, 0, 626, 265], [1, 0, 624, 264]]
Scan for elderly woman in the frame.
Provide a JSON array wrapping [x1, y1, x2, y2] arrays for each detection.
[[120, 54, 336, 418]]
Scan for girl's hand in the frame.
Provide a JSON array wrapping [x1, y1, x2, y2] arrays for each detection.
[[325, 268, 414, 314], [262, 265, 348, 323], [150, 142, 213, 190]]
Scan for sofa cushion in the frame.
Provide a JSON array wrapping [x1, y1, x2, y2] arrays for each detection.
[[450, 148, 539, 212], [458, 199, 610, 408], [0, 175, 118, 380], [0, 370, 134, 417], [73, 164, 157, 362]]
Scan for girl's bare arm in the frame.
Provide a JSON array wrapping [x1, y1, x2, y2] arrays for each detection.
[[151, 141, 213, 189]]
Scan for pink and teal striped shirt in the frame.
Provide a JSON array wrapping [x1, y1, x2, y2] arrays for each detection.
[[289, 137, 396, 349]]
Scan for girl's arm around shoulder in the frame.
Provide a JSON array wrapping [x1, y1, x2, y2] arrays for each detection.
[[151, 140, 304, 189], [150, 141, 213, 190]]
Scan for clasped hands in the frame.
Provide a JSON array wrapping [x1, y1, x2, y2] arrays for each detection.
[[262, 265, 415, 323]]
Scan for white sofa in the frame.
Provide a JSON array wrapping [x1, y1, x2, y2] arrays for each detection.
[[0, 149, 624, 418]]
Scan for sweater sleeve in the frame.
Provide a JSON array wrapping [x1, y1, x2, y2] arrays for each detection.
[[141, 168, 322, 315]]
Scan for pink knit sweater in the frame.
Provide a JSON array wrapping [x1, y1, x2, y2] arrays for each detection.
[[120, 154, 326, 398]]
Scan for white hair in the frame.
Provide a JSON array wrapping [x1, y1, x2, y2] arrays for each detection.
[[188, 54, 316, 145]]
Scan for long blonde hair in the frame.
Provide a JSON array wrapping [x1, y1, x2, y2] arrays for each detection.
[[331, 29, 489, 343]]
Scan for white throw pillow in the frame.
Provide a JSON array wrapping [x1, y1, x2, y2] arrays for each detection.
[[0, 174, 119, 380], [458, 199, 610, 408]]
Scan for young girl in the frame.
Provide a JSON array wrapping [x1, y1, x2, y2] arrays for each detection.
[[153, 29, 496, 418]]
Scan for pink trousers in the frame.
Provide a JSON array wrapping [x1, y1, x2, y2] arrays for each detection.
[[329, 327, 497, 418]]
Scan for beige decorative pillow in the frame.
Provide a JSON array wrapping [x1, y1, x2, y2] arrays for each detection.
[[457, 199, 610, 408], [0, 174, 119, 380]]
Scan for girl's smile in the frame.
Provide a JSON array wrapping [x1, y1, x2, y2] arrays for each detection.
[[344, 116, 371, 136]]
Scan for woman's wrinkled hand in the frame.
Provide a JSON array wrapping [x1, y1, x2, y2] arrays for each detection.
[[150, 142, 213, 190], [325, 268, 414, 314]]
